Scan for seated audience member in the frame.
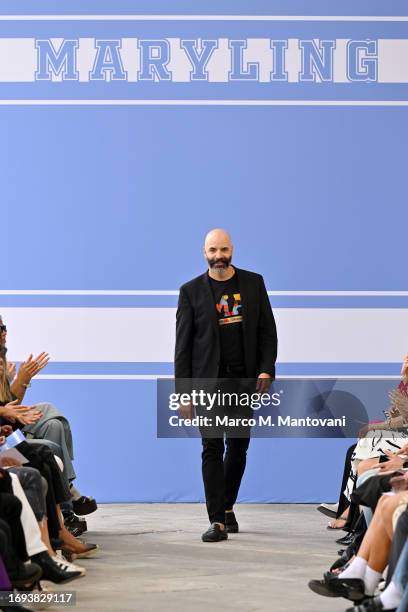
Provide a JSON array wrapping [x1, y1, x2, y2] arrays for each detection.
[[0, 432, 89, 583], [0, 399, 98, 560], [309, 484, 408, 601], [0, 315, 96, 525], [0, 329, 101, 593], [309, 355, 408, 609], [0, 468, 42, 589]]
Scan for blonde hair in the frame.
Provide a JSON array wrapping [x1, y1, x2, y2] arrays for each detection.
[[0, 355, 12, 404]]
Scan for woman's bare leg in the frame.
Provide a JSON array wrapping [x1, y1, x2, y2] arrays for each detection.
[[39, 517, 54, 556]]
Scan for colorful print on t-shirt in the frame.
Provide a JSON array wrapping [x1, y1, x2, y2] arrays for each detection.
[[215, 293, 243, 326]]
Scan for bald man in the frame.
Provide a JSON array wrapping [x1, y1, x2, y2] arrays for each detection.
[[175, 229, 278, 542]]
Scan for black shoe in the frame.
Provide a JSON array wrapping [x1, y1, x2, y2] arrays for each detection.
[[64, 511, 87, 536], [9, 561, 43, 588], [346, 597, 388, 611], [63, 509, 87, 525], [316, 503, 338, 519], [72, 496, 97, 516], [31, 551, 82, 584], [308, 576, 365, 601], [225, 511, 239, 533], [336, 532, 355, 546], [201, 523, 228, 542]]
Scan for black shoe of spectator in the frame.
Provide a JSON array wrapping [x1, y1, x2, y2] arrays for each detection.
[[225, 511, 239, 533], [31, 551, 82, 584], [336, 532, 355, 546], [345, 597, 387, 611], [72, 496, 97, 516], [9, 561, 42, 588], [316, 503, 338, 518], [66, 524, 85, 538], [308, 577, 365, 601], [64, 511, 87, 536], [202, 524, 228, 542]]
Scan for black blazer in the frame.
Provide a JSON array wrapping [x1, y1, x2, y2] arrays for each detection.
[[175, 267, 278, 380]]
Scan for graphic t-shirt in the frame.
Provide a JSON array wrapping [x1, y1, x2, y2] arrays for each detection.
[[209, 273, 244, 368]]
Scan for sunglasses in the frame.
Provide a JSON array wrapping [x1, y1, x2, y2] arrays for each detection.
[[0, 326, 6, 333]]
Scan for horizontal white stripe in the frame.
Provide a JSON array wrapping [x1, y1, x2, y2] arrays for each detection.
[[36, 374, 174, 380], [34, 374, 400, 380], [1, 307, 407, 363], [0, 100, 408, 107], [0, 15, 407, 22], [0, 290, 407, 296]]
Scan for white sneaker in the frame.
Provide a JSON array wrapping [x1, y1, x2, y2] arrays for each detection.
[[52, 553, 86, 576]]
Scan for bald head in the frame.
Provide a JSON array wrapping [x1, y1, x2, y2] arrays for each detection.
[[204, 228, 234, 279], [204, 228, 232, 250]]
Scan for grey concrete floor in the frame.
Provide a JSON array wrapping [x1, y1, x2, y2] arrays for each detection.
[[60, 504, 350, 612]]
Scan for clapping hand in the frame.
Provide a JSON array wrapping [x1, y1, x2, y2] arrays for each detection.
[[2, 399, 43, 425], [17, 352, 50, 385], [377, 449, 405, 472]]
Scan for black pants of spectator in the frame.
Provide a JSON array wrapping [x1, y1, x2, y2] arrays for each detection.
[[0, 516, 24, 578], [8, 467, 47, 522], [16, 441, 71, 538], [336, 443, 357, 518], [386, 507, 408, 587], [0, 471, 28, 565]]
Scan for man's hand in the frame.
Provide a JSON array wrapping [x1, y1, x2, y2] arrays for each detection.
[[6, 362, 16, 382], [178, 401, 194, 420], [256, 373, 272, 394], [377, 449, 405, 472], [17, 352, 50, 385]]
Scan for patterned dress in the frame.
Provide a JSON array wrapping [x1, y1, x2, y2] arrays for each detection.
[[344, 380, 408, 500]]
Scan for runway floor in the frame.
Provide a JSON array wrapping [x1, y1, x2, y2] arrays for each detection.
[[60, 503, 350, 611]]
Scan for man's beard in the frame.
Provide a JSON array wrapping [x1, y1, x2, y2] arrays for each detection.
[[0, 345, 7, 359], [206, 255, 232, 271]]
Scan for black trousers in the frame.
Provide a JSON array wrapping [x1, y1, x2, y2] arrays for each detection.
[[0, 516, 24, 577], [201, 436, 250, 524], [199, 365, 253, 524], [16, 441, 71, 538], [0, 469, 28, 564]]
